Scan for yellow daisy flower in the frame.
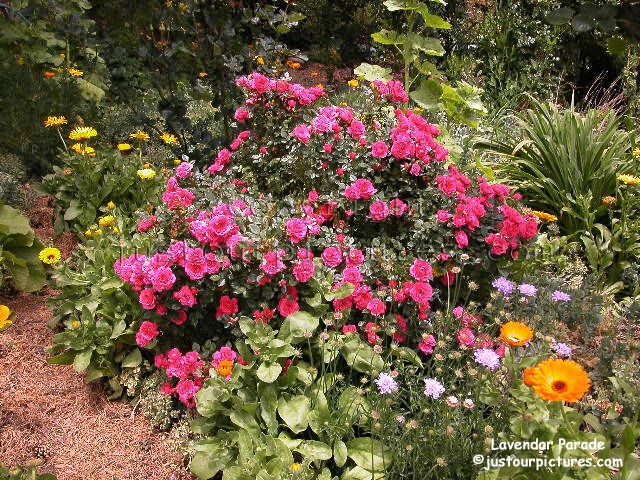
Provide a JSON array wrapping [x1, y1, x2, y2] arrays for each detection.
[[347, 79, 359, 88], [130, 130, 150, 140], [106, 201, 116, 209], [39, 247, 61, 265], [632, 147, 640, 157], [71, 143, 96, 156], [69, 126, 97, 141], [0, 305, 12, 330], [532, 210, 558, 222], [160, 133, 179, 145], [117, 143, 132, 152], [617, 174, 640, 185], [98, 215, 115, 227], [137, 168, 157, 179], [67, 68, 84, 77], [256, 57, 265, 65], [44, 116, 68, 128]]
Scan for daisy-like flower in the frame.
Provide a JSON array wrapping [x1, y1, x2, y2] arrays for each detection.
[[500, 321, 534, 347], [71, 143, 96, 156], [524, 358, 590, 402], [445, 395, 459, 407], [463, 399, 474, 409], [136, 168, 156, 179], [67, 68, 84, 76], [0, 305, 12, 330], [347, 79, 359, 88], [117, 143, 132, 152], [98, 215, 115, 227], [39, 247, 61, 265], [69, 126, 97, 141], [617, 174, 640, 185], [44, 116, 68, 128], [160, 133, 178, 145], [423, 378, 445, 399], [374, 372, 399, 394], [106, 201, 116, 209], [633, 147, 640, 157], [130, 130, 150, 140], [532, 210, 558, 222]]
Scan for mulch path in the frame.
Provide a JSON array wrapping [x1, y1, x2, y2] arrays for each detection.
[[0, 191, 192, 479]]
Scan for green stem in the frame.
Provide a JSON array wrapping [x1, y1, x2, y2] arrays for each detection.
[[403, 11, 416, 96]]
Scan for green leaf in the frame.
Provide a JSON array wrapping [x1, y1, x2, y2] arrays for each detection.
[[420, 13, 451, 29], [257, 361, 282, 383], [278, 395, 311, 434], [407, 33, 445, 56], [287, 311, 319, 337], [121, 348, 142, 368], [196, 384, 229, 417], [73, 349, 92, 372], [410, 78, 443, 110], [332, 282, 355, 300], [47, 351, 76, 365], [354, 63, 393, 82], [64, 200, 83, 221], [347, 437, 393, 472], [258, 383, 278, 435], [334, 440, 348, 467], [295, 440, 333, 461], [110, 319, 127, 339], [230, 410, 260, 436], [370, 29, 405, 45], [607, 37, 627, 55], [341, 466, 386, 480], [0, 205, 33, 237], [545, 7, 575, 25], [75, 77, 106, 102], [340, 340, 384, 374], [571, 13, 595, 32], [389, 347, 423, 367]]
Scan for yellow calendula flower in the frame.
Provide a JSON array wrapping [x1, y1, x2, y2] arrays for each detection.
[[160, 133, 178, 145], [39, 247, 61, 265], [98, 215, 115, 227], [174, 159, 182, 165], [143, 163, 150, 169], [310, 72, 319, 77], [71, 320, 80, 328], [290, 463, 302, 472], [69, 126, 97, 141], [117, 143, 132, 152], [130, 130, 150, 140], [71, 143, 96, 156], [617, 174, 640, 185], [0, 305, 12, 330], [94, 229, 103, 236], [107, 201, 116, 209], [84, 230, 92, 237], [256, 57, 265, 65], [67, 68, 84, 77], [413, 107, 424, 114], [44, 116, 68, 128], [315, 84, 323, 89], [137, 168, 157, 179], [347, 79, 359, 88], [532, 210, 558, 222], [632, 147, 640, 157], [111, 227, 120, 234], [286, 60, 301, 69]]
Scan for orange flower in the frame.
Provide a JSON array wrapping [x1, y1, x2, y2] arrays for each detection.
[[601, 196, 616, 205], [500, 321, 533, 346], [44, 71, 56, 78], [286, 59, 301, 69], [524, 358, 590, 402], [310, 72, 319, 77], [216, 359, 233, 377]]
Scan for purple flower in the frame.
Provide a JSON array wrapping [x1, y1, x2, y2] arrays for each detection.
[[374, 372, 399, 394], [474, 348, 501, 370], [551, 290, 571, 302], [492, 277, 514, 295], [423, 378, 445, 399], [517, 284, 538, 297], [553, 342, 573, 358]]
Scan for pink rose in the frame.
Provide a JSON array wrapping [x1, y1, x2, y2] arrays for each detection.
[[409, 259, 433, 282], [455, 230, 469, 248], [286, 218, 308, 243], [139, 288, 156, 310], [321, 247, 342, 267], [369, 201, 389, 221], [370, 141, 388, 158], [293, 259, 315, 283]]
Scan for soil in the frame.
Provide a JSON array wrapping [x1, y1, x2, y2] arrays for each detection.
[[0, 192, 192, 480]]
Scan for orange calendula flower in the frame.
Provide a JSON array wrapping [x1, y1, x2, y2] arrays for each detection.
[[216, 359, 233, 377], [617, 174, 640, 185], [286, 59, 301, 69], [315, 84, 323, 89], [601, 196, 616, 205], [524, 358, 590, 402], [500, 321, 533, 347], [532, 211, 558, 222], [198, 72, 208, 77], [44, 116, 68, 128], [44, 71, 56, 78], [310, 72, 319, 77]]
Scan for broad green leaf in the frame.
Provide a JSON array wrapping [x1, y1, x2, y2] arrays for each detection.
[[73, 349, 92, 372], [341, 466, 386, 480], [230, 410, 260, 436], [47, 351, 76, 365], [278, 395, 310, 433], [420, 13, 451, 29], [407, 33, 445, 56], [110, 319, 127, 339], [389, 346, 423, 367], [607, 37, 627, 55], [340, 340, 384, 374], [331, 282, 355, 300], [287, 311, 319, 337], [334, 440, 348, 467], [354, 63, 393, 82], [347, 437, 393, 472], [121, 348, 142, 368], [545, 7, 575, 25], [0, 205, 33, 236], [258, 383, 278, 434], [410, 78, 443, 110], [295, 440, 333, 461], [257, 361, 282, 383], [370, 29, 405, 45], [196, 384, 229, 417], [571, 13, 595, 32]]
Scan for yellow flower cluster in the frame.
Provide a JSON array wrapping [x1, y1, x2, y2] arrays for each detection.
[[98, 215, 115, 227], [117, 143, 132, 152]]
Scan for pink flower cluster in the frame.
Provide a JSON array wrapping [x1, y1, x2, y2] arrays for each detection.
[[135, 320, 159, 347], [371, 79, 409, 103], [162, 176, 195, 210], [155, 348, 205, 407], [236, 73, 326, 110]]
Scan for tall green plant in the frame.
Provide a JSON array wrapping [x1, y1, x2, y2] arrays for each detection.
[[355, 0, 486, 126], [475, 101, 636, 236]]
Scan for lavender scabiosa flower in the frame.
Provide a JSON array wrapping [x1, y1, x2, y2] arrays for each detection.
[[423, 378, 445, 399], [517, 283, 538, 297], [551, 290, 571, 302], [473, 348, 501, 370], [374, 372, 399, 394], [552, 342, 573, 358], [491, 277, 514, 295]]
